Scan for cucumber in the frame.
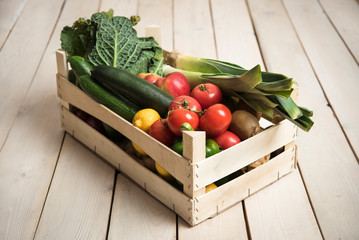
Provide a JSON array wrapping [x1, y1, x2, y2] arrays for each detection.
[[69, 56, 140, 109], [69, 56, 92, 77], [78, 75, 139, 122], [69, 56, 93, 87], [91, 65, 174, 117]]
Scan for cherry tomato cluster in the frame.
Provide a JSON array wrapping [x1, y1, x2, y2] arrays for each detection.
[[149, 81, 242, 157]]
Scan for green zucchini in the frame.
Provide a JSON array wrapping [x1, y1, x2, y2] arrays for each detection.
[[78, 75, 139, 122], [91, 65, 174, 117], [69, 56, 93, 87], [69, 56, 139, 109], [69, 56, 92, 77]]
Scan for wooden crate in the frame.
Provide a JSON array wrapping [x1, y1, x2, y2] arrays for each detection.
[[55, 50, 298, 226]]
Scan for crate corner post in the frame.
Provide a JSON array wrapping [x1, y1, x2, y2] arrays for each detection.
[[182, 131, 206, 199]]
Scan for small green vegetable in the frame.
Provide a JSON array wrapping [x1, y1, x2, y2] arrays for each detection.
[[171, 138, 220, 158], [180, 122, 195, 132], [205, 139, 220, 158], [172, 138, 183, 155]]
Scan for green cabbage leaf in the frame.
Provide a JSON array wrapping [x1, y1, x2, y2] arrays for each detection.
[[60, 10, 163, 75]]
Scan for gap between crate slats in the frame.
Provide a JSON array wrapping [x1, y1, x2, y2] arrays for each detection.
[[60, 106, 195, 225]]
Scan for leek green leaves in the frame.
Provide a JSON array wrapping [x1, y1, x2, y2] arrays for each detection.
[[163, 52, 314, 131]]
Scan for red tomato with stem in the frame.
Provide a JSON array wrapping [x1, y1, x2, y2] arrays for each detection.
[[167, 109, 199, 136], [199, 104, 231, 137], [168, 95, 202, 117], [213, 131, 241, 150], [191, 83, 222, 110], [149, 119, 176, 147]]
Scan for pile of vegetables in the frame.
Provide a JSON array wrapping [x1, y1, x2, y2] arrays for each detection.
[[163, 52, 313, 132], [60, 10, 314, 190]]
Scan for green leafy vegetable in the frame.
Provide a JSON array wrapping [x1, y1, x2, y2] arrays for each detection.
[[61, 10, 163, 76], [60, 18, 96, 60]]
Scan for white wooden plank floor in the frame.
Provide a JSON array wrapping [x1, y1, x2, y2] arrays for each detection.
[[0, 0, 358, 239]]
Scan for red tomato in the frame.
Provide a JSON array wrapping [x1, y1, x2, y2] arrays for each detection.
[[168, 95, 202, 117], [199, 104, 231, 137], [213, 131, 241, 150], [167, 109, 199, 136], [149, 119, 176, 147], [190, 83, 222, 109]]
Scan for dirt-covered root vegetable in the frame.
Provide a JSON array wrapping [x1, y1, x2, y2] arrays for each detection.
[[229, 110, 260, 140]]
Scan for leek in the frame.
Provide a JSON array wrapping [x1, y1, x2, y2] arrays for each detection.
[[163, 51, 314, 132]]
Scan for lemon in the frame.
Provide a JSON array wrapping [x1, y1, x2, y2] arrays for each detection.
[[132, 109, 161, 155], [132, 108, 160, 133], [205, 183, 217, 193], [132, 142, 147, 156], [155, 162, 174, 181]]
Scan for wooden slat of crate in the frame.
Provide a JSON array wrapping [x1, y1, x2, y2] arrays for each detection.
[[193, 120, 297, 190], [60, 106, 195, 225], [56, 73, 191, 186], [193, 145, 296, 225]]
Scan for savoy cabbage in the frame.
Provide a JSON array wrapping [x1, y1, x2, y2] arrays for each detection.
[[60, 10, 163, 76]]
